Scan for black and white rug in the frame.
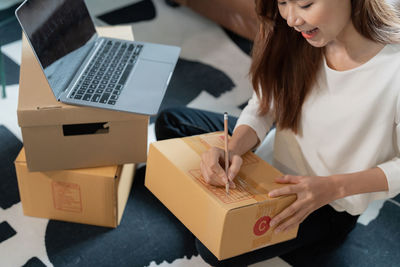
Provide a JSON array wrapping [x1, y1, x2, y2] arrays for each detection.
[[0, 1, 399, 266]]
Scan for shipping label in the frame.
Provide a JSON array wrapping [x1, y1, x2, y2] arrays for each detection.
[[52, 181, 82, 213]]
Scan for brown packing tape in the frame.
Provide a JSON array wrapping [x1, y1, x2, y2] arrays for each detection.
[[251, 202, 279, 249], [182, 135, 206, 154], [182, 133, 270, 203], [234, 176, 269, 203]]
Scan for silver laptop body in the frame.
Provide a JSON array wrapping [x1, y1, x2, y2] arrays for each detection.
[[15, 0, 180, 115]]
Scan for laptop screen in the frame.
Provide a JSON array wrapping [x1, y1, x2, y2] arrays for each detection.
[[16, 0, 97, 97]]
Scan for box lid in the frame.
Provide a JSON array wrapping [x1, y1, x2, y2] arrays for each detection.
[[154, 133, 288, 212], [15, 147, 119, 177], [18, 26, 148, 127]]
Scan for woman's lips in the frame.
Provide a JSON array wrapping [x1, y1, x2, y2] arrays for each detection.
[[301, 28, 319, 39]]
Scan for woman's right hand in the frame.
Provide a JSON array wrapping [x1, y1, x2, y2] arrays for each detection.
[[200, 146, 243, 188]]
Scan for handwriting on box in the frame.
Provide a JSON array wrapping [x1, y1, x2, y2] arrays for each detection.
[[186, 134, 261, 204]]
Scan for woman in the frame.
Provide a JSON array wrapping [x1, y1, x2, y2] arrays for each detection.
[[156, 0, 400, 265]]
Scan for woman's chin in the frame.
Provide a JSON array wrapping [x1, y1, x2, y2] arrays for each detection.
[[306, 39, 328, 48]]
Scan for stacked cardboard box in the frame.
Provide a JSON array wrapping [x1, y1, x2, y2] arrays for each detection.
[[14, 26, 148, 227], [15, 149, 135, 227], [145, 132, 298, 259]]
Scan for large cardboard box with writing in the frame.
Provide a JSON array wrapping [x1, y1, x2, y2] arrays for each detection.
[[145, 132, 298, 260], [18, 26, 148, 171], [15, 148, 135, 228]]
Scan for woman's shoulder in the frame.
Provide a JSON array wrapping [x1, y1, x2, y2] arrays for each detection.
[[377, 44, 400, 70], [384, 43, 400, 55]]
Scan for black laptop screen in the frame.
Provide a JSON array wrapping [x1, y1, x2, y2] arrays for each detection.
[[16, 0, 97, 96]]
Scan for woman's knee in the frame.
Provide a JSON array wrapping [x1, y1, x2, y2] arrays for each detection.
[[155, 107, 214, 140], [155, 107, 185, 140], [195, 238, 221, 266], [195, 239, 249, 267]]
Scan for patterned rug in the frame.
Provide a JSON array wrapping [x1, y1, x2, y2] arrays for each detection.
[[0, 1, 399, 266]]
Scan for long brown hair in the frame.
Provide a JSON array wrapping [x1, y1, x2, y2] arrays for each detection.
[[250, 0, 400, 133]]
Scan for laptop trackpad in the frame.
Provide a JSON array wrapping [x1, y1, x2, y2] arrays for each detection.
[[118, 59, 172, 115]]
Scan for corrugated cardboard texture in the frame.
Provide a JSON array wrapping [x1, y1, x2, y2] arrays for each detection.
[[145, 132, 298, 260], [18, 26, 149, 171], [15, 148, 135, 228]]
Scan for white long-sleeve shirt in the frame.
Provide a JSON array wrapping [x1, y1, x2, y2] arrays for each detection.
[[235, 44, 400, 215]]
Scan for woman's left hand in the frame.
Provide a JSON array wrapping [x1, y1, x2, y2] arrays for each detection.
[[268, 175, 337, 233]]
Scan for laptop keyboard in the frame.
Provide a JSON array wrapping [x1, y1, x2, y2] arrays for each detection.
[[68, 40, 143, 105]]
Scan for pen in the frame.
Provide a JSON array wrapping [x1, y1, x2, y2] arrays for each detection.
[[224, 112, 229, 195]]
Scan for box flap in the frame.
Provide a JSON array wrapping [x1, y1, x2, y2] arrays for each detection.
[[15, 148, 119, 178], [18, 26, 148, 127]]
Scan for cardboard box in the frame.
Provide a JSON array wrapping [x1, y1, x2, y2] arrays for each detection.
[[18, 26, 149, 171], [145, 132, 298, 260], [15, 148, 135, 228]]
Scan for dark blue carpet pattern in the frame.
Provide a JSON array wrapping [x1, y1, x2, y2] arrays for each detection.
[[0, 221, 16, 243], [0, 5, 21, 86], [45, 167, 197, 267], [22, 257, 47, 267], [153, 58, 236, 123], [0, 125, 22, 209], [98, 0, 156, 25], [317, 200, 400, 267], [1, 1, 399, 266]]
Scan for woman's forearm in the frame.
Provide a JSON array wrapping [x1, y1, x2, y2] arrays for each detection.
[[331, 167, 389, 200], [229, 125, 260, 156]]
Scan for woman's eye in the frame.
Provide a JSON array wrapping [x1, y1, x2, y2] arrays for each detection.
[[300, 3, 313, 9], [278, 1, 287, 6]]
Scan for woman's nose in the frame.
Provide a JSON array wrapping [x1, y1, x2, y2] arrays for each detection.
[[286, 7, 304, 27]]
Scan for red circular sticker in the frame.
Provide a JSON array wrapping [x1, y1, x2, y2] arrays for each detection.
[[253, 216, 271, 236]]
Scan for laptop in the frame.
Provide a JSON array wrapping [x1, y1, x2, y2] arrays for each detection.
[[15, 0, 181, 115]]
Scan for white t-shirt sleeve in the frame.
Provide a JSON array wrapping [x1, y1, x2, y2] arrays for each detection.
[[377, 91, 400, 198], [234, 92, 274, 143]]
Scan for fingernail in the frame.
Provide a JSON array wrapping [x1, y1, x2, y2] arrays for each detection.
[[274, 228, 281, 234], [270, 220, 276, 227], [268, 191, 275, 197], [228, 173, 234, 181]]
